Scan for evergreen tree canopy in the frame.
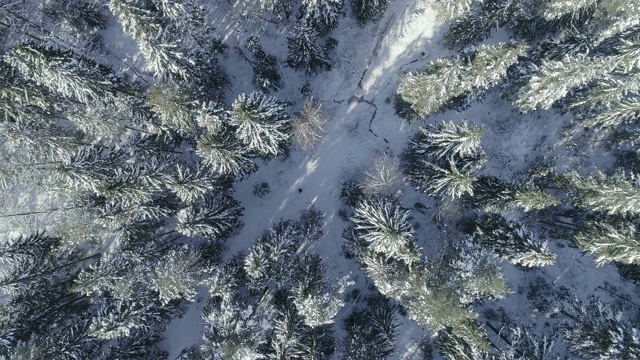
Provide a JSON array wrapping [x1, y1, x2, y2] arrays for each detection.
[[287, 23, 331, 73], [562, 170, 640, 216], [230, 91, 290, 158], [352, 197, 420, 265], [574, 219, 640, 266], [397, 43, 526, 119], [472, 214, 556, 267]]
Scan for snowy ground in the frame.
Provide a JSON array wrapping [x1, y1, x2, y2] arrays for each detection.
[[160, 0, 639, 358]]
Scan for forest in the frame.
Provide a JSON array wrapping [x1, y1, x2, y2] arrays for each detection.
[[0, 0, 639, 359]]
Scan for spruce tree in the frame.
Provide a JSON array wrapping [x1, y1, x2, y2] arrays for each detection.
[[176, 193, 243, 239], [196, 130, 257, 179], [574, 220, 640, 266], [397, 42, 526, 119], [472, 214, 556, 267], [109, 0, 190, 79], [287, 23, 331, 73], [88, 300, 147, 340], [447, 237, 510, 305], [515, 54, 613, 112], [565, 296, 640, 359], [43, 0, 107, 33], [299, 0, 343, 35], [562, 170, 640, 216], [472, 175, 559, 212], [341, 293, 398, 360], [408, 120, 484, 161], [291, 255, 343, 327], [542, 0, 597, 22], [168, 165, 218, 205], [150, 248, 208, 305], [352, 197, 420, 265], [247, 37, 282, 92], [432, 0, 482, 23], [230, 91, 290, 158], [4, 43, 128, 106], [353, 0, 389, 25], [404, 120, 485, 199], [147, 83, 199, 136], [589, 0, 640, 45]]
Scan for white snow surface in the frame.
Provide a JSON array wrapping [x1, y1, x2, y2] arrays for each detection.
[[160, 0, 638, 358]]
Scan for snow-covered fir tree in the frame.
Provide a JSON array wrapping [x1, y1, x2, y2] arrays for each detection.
[[562, 170, 640, 216], [406, 158, 478, 199], [4, 43, 128, 106], [87, 300, 147, 340], [43, 0, 107, 33], [442, 12, 493, 51], [291, 255, 344, 327], [472, 175, 560, 212], [247, 37, 282, 92], [150, 248, 208, 305], [407, 120, 484, 161], [352, 197, 420, 265], [109, 0, 190, 79], [269, 305, 307, 359], [341, 292, 398, 360], [353, 0, 389, 25], [299, 0, 343, 35], [446, 237, 510, 305], [147, 83, 199, 136], [404, 120, 485, 200], [229, 91, 290, 158], [168, 164, 218, 205], [176, 193, 243, 239], [588, 0, 640, 45], [196, 130, 258, 179], [260, 0, 294, 19], [472, 214, 557, 267], [574, 220, 640, 266], [515, 55, 613, 112], [344, 198, 490, 355], [397, 58, 466, 119], [404, 275, 490, 353], [397, 43, 526, 119], [287, 22, 331, 73], [542, 0, 597, 22], [565, 296, 640, 359], [432, 0, 482, 23]]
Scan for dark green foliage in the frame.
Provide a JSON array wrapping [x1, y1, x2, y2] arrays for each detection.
[[353, 0, 389, 25], [472, 175, 559, 212], [471, 214, 556, 267], [341, 292, 398, 360], [43, 0, 107, 32], [565, 296, 640, 359], [442, 14, 493, 51], [404, 121, 486, 199], [393, 94, 419, 121], [287, 23, 332, 73], [247, 37, 282, 92], [340, 180, 365, 208]]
